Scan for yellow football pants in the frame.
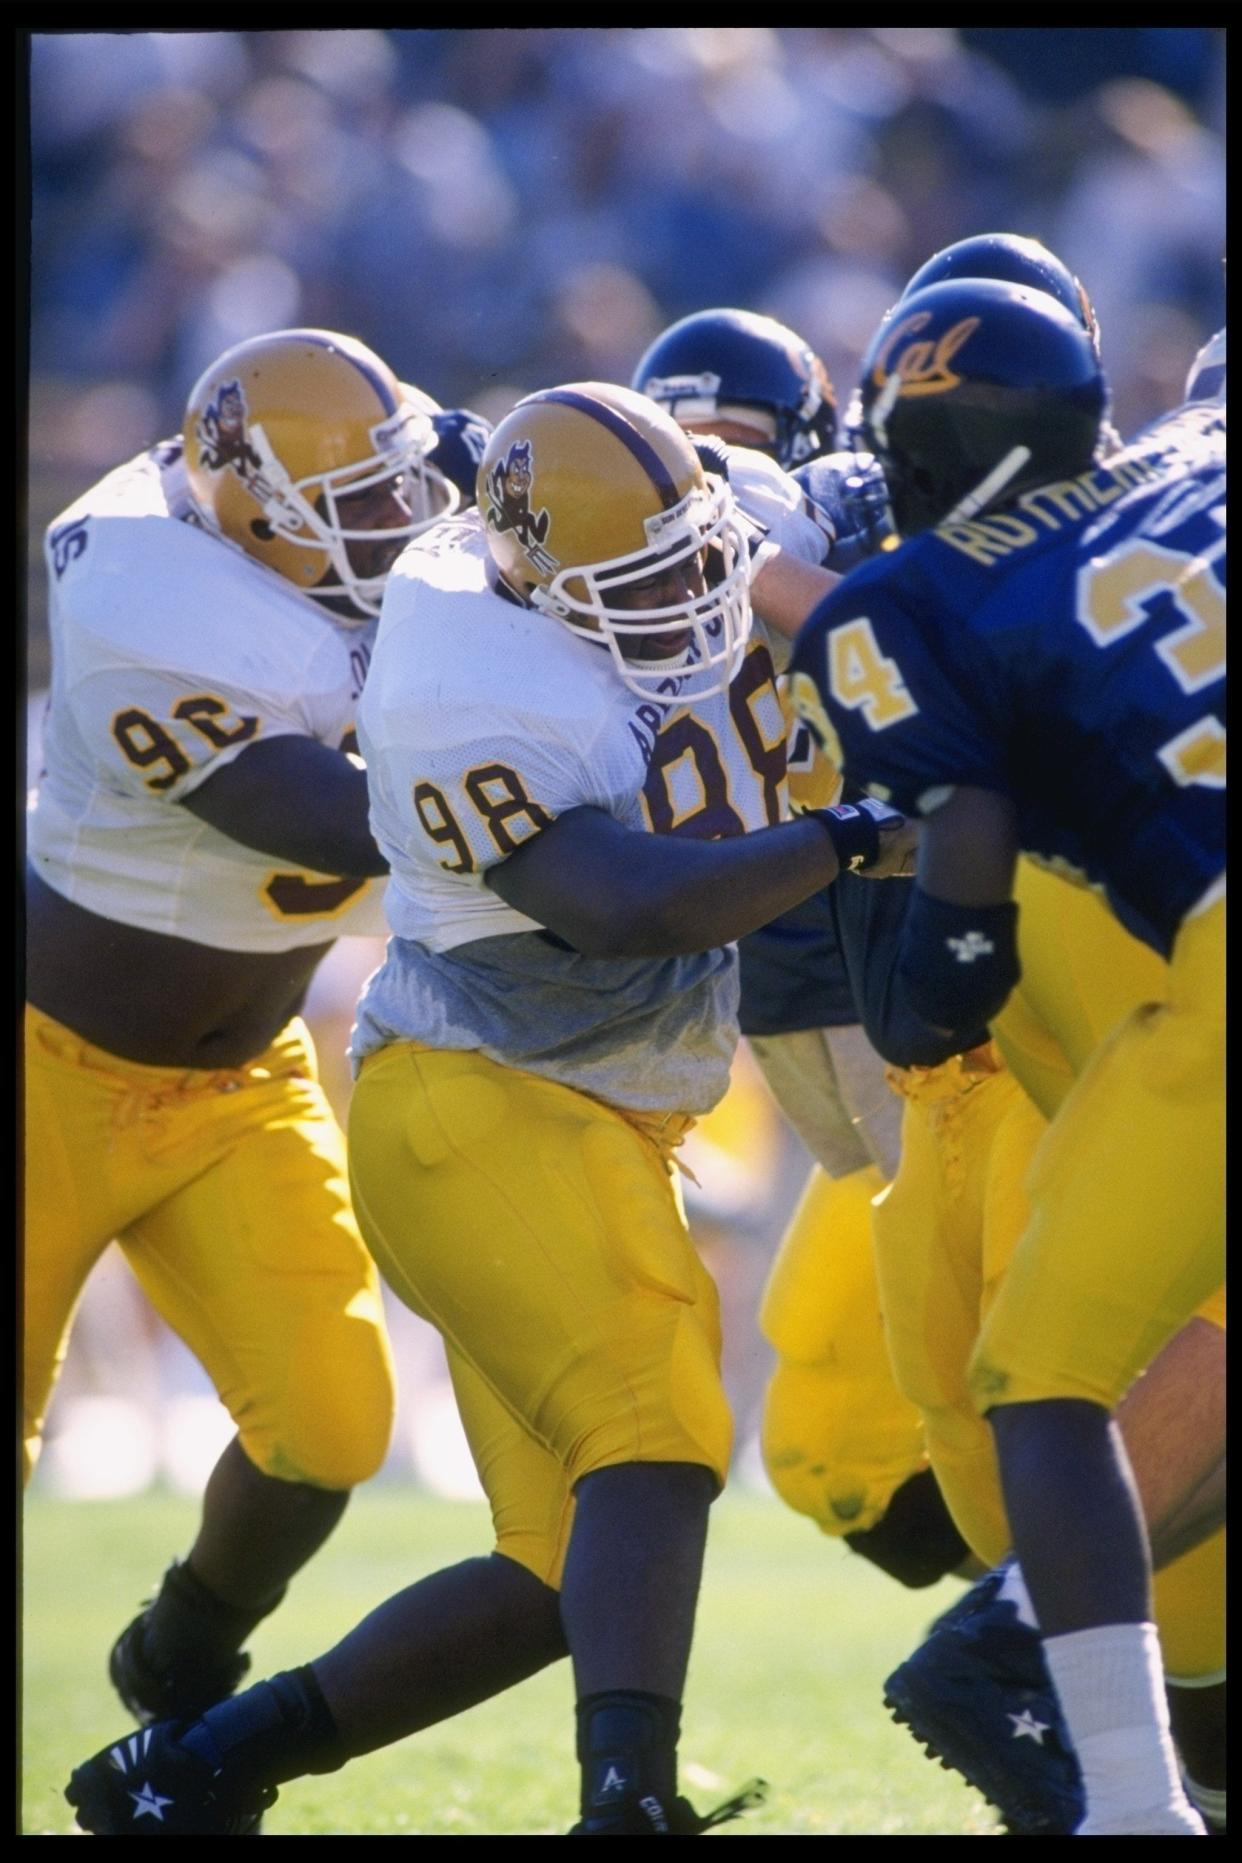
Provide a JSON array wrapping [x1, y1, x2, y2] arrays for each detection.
[[995, 860, 1171, 1121], [874, 1048, 1041, 1566], [877, 1046, 1225, 1677], [347, 1042, 732, 1589], [970, 895, 1225, 1413], [997, 861, 1225, 1334], [24, 1006, 394, 1489], [760, 1164, 928, 1535]]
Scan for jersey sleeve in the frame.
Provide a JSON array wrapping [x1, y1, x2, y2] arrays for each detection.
[[66, 662, 318, 804], [789, 565, 1011, 815], [367, 701, 601, 881], [728, 447, 831, 566]]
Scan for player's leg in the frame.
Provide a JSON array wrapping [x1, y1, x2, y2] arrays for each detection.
[[110, 1020, 395, 1722], [1001, 861, 1169, 1105], [759, 1163, 972, 1584], [347, 1043, 736, 1834], [751, 1026, 969, 1585], [1155, 1525, 1227, 1830], [1124, 1309, 1226, 1570], [310, 1345, 572, 1751], [64, 1045, 761, 1844], [64, 1287, 582, 1836], [870, 1052, 1033, 1567], [22, 1007, 152, 1484], [974, 897, 1224, 1834]]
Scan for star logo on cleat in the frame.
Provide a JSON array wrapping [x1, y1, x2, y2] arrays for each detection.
[[1007, 1709, 1050, 1744], [129, 1782, 175, 1822]]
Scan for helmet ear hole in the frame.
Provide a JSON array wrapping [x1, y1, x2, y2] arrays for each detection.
[[250, 519, 275, 542]]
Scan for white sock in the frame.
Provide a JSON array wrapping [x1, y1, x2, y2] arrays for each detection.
[[997, 1559, 1039, 1629], [1042, 1623, 1205, 1835]]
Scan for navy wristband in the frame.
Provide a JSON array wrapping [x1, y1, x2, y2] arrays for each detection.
[[897, 889, 1020, 1036], [807, 796, 904, 873], [808, 803, 880, 873]]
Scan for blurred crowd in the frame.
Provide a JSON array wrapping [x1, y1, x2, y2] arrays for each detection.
[[25, 27, 1226, 1497], [28, 27, 1225, 672]]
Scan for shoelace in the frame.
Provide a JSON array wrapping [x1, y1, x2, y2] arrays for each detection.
[[690, 1777, 770, 1833]]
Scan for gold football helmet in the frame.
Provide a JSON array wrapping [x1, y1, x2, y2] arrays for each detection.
[[476, 382, 752, 704], [183, 329, 458, 618]]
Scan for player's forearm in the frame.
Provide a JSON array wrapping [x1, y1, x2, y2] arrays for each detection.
[[202, 782, 387, 876], [487, 807, 841, 958], [606, 818, 843, 957], [181, 738, 389, 877], [750, 550, 839, 642]]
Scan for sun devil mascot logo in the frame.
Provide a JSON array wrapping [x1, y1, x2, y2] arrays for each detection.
[[196, 381, 268, 495], [484, 440, 558, 572]]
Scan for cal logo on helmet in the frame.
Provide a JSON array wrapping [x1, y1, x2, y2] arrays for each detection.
[[870, 313, 982, 400]]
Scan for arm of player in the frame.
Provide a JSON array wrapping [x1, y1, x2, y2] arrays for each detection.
[[894, 785, 1022, 1045], [749, 550, 839, 643], [180, 735, 389, 877], [485, 803, 910, 959]]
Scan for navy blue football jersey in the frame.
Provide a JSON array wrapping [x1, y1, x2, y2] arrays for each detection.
[[790, 403, 1225, 959]]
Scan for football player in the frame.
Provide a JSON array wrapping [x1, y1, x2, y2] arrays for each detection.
[[844, 241, 1225, 1835], [778, 280, 1224, 1835], [630, 270, 1225, 1832], [27, 329, 489, 1734], [64, 383, 914, 1837], [633, 309, 963, 1585]]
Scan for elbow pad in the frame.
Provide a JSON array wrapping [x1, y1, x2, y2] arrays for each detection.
[[896, 889, 1020, 1041]]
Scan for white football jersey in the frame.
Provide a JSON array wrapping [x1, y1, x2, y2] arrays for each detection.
[[361, 513, 789, 955], [352, 512, 791, 1114], [28, 442, 388, 950], [727, 444, 832, 579]]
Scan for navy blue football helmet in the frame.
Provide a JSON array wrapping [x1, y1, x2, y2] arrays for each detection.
[[856, 278, 1109, 536], [428, 407, 493, 507], [632, 308, 837, 468], [901, 233, 1101, 364]]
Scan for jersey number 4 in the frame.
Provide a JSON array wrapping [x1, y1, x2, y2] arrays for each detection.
[[824, 618, 918, 731]]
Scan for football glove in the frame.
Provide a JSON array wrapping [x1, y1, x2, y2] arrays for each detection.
[[794, 450, 895, 571]]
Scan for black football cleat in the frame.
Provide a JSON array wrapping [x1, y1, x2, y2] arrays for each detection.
[[569, 1777, 768, 1834], [65, 1721, 277, 1836], [884, 1563, 1083, 1836], [110, 1606, 250, 1727]]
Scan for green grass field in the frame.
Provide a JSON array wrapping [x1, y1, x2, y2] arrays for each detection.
[[23, 1487, 1002, 1837]]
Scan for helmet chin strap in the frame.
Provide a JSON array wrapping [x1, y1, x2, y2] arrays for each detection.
[[942, 446, 1032, 526]]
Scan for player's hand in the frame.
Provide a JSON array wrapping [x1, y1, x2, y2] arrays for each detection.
[[860, 797, 919, 878], [794, 451, 895, 571]]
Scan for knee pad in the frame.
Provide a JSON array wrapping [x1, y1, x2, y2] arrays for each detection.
[[762, 1357, 927, 1536], [240, 1315, 396, 1489], [761, 1165, 925, 1534]]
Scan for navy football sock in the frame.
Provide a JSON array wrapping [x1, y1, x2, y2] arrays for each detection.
[[180, 1666, 345, 1788]]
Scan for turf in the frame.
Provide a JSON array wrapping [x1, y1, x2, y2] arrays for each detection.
[[22, 1486, 1002, 1836]]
